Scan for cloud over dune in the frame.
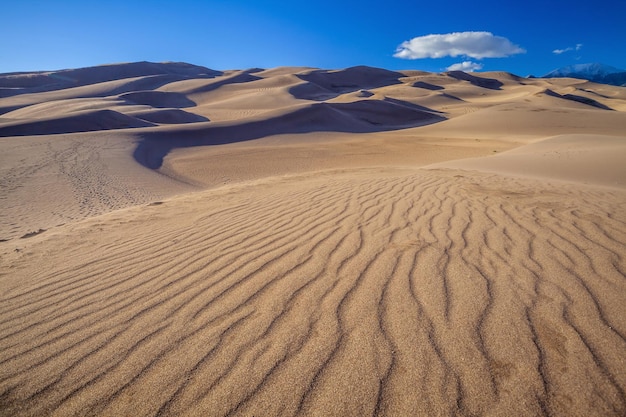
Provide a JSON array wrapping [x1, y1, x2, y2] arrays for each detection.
[[394, 31, 525, 60], [446, 61, 483, 72]]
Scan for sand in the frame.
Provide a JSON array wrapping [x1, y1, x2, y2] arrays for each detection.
[[1, 62, 625, 416]]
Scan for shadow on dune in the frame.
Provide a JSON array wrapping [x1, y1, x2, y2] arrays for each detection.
[[129, 109, 210, 124], [120, 91, 197, 108], [102, 74, 208, 98], [446, 71, 503, 90], [290, 66, 405, 101], [0, 110, 155, 136], [440, 93, 465, 101], [0, 74, 213, 110], [383, 97, 446, 113], [180, 70, 263, 95], [543, 89, 613, 110], [133, 99, 446, 169], [412, 81, 444, 90]]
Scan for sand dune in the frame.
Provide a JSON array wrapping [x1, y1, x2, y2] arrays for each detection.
[[128, 109, 209, 125], [292, 66, 404, 100], [165, 70, 262, 97], [0, 62, 219, 96], [0, 97, 137, 120], [1, 62, 626, 416], [0, 109, 155, 136], [119, 91, 197, 109], [429, 134, 626, 188], [132, 100, 444, 170]]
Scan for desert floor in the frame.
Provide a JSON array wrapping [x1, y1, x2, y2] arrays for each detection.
[[1, 62, 625, 416]]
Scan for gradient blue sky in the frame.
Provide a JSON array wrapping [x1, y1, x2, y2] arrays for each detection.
[[2, 0, 625, 75]]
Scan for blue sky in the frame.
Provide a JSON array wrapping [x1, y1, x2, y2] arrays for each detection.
[[2, 0, 625, 75]]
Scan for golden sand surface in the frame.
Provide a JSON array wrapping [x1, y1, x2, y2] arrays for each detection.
[[1, 62, 625, 416]]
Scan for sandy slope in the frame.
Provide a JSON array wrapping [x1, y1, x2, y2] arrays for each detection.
[[1, 62, 626, 416], [0, 131, 195, 241], [429, 134, 626, 188]]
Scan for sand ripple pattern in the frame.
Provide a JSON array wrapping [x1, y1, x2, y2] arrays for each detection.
[[1, 169, 625, 416]]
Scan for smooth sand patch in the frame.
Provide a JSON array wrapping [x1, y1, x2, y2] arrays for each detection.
[[428, 134, 626, 188]]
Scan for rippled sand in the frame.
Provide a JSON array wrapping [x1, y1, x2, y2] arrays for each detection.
[[1, 63, 625, 416]]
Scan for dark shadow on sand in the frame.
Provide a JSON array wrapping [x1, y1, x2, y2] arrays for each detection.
[[119, 91, 197, 108], [179, 70, 263, 95], [289, 66, 405, 101], [383, 97, 446, 113], [133, 100, 446, 169], [412, 81, 444, 90], [543, 89, 614, 110], [0, 110, 156, 137], [446, 71, 503, 90]]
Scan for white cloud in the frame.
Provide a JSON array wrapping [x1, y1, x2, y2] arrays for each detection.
[[553, 47, 572, 54], [394, 31, 525, 60], [446, 61, 484, 72], [553, 43, 583, 54]]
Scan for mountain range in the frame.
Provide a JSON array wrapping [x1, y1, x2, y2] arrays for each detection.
[[542, 63, 626, 86]]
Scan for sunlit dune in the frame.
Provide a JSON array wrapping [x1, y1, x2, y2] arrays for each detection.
[[1, 62, 625, 416]]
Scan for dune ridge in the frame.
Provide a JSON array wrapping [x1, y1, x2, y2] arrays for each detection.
[[0, 62, 219, 97], [133, 99, 445, 169], [1, 62, 626, 416], [0, 109, 155, 136]]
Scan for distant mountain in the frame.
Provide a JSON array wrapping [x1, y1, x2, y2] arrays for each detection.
[[543, 63, 626, 86]]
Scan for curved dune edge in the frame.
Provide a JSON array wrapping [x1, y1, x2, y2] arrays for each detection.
[[1, 167, 625, 416]]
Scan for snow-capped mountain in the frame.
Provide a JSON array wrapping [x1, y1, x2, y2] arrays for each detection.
[[543, 63, 626, 86]]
